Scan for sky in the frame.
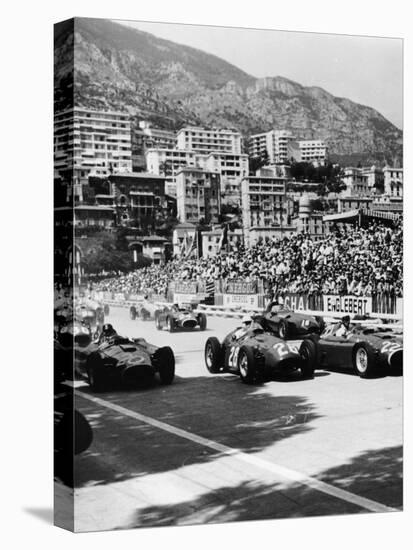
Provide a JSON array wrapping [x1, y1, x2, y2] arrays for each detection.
[[118, 19, 403, 130]]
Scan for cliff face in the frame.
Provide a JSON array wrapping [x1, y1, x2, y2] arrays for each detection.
[[54, 18, 402, 164]]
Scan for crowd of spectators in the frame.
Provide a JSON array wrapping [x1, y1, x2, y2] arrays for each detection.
[[93, 222, 403, 299]]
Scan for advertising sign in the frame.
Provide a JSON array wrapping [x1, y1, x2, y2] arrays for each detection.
[[223, 293, 260, 308], [323, 295, 372, 315], [224, 279, 257, 294]]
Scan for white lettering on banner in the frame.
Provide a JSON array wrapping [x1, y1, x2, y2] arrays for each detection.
[[173, 293, 198, 304], [223, 294, 260, 308], [283, 295, 307, 311], [114, 293, 126, 302], [323, 295, 372, 315]]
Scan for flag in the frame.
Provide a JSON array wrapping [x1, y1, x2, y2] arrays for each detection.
[[185, 234, 197, 258], [218, 224, 229, 251], [180, 232, 188, 256]]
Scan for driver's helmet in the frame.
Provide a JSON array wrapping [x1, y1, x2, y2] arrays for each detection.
[[341, 315, 351, 329], [241, 314, 252, 327], [102, 323, 116, 336]]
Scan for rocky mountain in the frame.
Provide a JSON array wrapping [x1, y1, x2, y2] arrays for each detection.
[[54, 18, 403, 164]]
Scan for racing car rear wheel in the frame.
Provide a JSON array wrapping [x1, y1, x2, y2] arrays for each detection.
[[238, 346, 257, 384], [155, 346, 175, 384], [104, 304, 110, 316], [87, 354, 106, 392], [352, 343, 377, 378], [278, 320, 290, 339], [299, 339, 316, 379], [198, 313, 207, 331], [96, 307, 104, 324], [141, 308, 150, 321], [205, 337, 223, 373], [167, 316, 175, 332], [129, 306, 136, 320]]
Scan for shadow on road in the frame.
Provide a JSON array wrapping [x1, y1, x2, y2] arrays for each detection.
[[122, 445, 402, 529], [73, 374, 321, 488]]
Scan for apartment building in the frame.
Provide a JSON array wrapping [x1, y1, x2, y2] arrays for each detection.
[[383, 166, 403, 198], [54, 107, 132, 184], [341, 167, 370, 197], [176, 126, 242, 155], [197, 152, 249, 203], [132, 121, 176, 171], [176, 168, 221, 224], [288, 139, 328, 165], [248, 130, 296, 164], [145, 148, 197, 196], [241, 176, 295, 245]]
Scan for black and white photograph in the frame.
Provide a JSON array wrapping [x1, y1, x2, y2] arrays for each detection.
[[52, 13, 404, 535]]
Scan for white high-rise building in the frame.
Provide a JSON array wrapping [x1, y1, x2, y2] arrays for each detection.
[[248, 130, 296, 164], [176, 126, 242, 155], [54, 107, 132, 183]]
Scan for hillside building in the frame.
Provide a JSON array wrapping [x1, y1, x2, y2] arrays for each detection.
[[241, 176, 295, 245], [176, 168, 221, 225], [54, 107, 132, 184], [384, 166, 403, 198], [248, 130, 295, 164], [176, 126, 242, 155]]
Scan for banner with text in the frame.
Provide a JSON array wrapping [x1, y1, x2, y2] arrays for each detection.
[[323, 295, 373, 316]]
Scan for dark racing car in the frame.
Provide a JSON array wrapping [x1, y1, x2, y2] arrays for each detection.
[[76, 331, 175, 391], [204, 319, 312, 383], [155, 304, 207, 332], [300, 323, 403, 378], [261, 301, 325, 339]]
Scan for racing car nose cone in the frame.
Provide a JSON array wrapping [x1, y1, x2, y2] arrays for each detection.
[[183, 319, 197, 328]]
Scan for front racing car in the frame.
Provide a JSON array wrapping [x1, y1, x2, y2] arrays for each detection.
[[79, 334, 175, 391], [204, 323, 311, 383]]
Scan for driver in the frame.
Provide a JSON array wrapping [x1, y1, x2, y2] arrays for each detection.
[[324, 315, 352, 337], [98, 323, 118, 343]]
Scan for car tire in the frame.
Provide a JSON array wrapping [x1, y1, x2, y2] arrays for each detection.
[[141, 308, 149, 321], [95, 307, 104, 325], [155, 346, 175, 385], [299, 339, 316, 379], [204, 337, 223, 373], [352, 343, 377, 378], [129, 306, 136, 320], [87, 354, 105, 392], [155, 312, 162, 330], [198, 313, 207, 331], [278, 319, 290, 339], [237, 346, 257, 384], [104, 304, 110, 316], [167, 316, 175, 332]]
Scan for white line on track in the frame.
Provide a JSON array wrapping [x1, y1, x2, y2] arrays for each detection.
[[76, 390, 398, 514]]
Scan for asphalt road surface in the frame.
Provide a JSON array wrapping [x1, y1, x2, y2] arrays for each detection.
[[71, 306, 403, 532]]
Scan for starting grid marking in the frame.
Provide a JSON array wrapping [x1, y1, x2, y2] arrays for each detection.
[[75, 390, 398, 515]]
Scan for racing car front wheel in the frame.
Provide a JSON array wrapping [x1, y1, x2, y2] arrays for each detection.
[[205, 337, 223, 373], [87, 354, 106, 392], [299, 339, 316, 379], [155, 346, 175, 384], [278, 320, 290, 339], [155, 312, 162, 330], [198, 313, 207, 331], [130, 306, 137, 320], [352, 343, 376, 378], [238, 346, 257, 384], [167, 316, 175, 332]]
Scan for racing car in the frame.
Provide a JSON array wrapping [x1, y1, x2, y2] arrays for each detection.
[[76, 332, 175, 391], [155, 304, 207, 332], [129, 300, 155, 321], [204, 321, 312, 383], [300, 323, 403, 378], [260, 301, 325, 339]]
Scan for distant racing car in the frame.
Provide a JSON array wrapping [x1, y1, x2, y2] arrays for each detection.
[[300, 323, 403, 378], [76, 333, 175, 391], [155, 304, 207, 332], [260, 302, 325, 339], [204, 321, 312, 383]]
